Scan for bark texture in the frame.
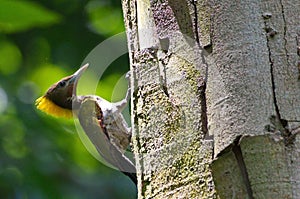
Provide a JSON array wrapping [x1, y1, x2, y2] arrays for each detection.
[[122, 0, 215, 198], [208, 0, 300, 198], [122, 0, 300, 198]]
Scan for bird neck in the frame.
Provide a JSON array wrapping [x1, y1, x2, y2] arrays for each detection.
[[35, 95, 83, 119]]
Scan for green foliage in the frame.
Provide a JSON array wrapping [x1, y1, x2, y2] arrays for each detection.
[[0, 40, 22, 75], [0, 1, 135, 198], [86, 0, 125, 36], [0, 1, 61, 33]]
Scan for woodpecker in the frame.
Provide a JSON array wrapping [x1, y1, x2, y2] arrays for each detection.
[[35, 64, 136, 184]]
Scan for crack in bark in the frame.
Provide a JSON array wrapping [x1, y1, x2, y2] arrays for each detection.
[[191, 0, 200, 46], [198, 77, 208, 136], [268, 39, 282, 125], [263, 16, 293, 144], [134, 0, 140, 50], [279, 0, 290, 66], [191, 0, 209, 138], [232, 137, 254, 199], [263, 18, 288, 131], [296, 34, 300, 79], [157, 49, 170, 98]]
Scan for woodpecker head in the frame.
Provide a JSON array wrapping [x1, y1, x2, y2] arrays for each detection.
[[35, 63, 89, 118]]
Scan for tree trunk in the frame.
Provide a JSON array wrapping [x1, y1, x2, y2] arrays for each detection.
[[122, 0, 300, 198]]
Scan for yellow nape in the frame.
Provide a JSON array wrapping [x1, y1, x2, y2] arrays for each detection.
[[35, 96, 73, 118]]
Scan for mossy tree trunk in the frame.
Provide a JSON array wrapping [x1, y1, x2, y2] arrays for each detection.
[[122, 0, 300, 198]]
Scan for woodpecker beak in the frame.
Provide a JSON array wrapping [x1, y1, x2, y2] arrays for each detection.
[[70, 63, 89, 86]]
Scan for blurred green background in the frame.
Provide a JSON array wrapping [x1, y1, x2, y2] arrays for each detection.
[[0, 0, 136, 198]]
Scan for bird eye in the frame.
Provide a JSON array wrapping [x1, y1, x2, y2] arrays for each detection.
[[58, 80, 66, 87]]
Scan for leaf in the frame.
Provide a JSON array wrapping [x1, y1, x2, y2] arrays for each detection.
[[0, 0, 61, 33]]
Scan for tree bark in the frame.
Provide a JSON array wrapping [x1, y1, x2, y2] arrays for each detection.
[[122, 0, 300, 198]]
